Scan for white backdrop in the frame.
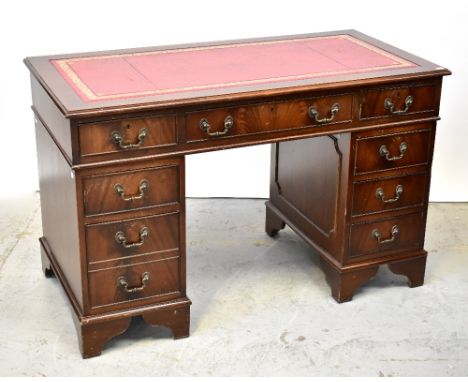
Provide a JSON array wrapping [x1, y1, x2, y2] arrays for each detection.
[[0, 0, 466, 200]]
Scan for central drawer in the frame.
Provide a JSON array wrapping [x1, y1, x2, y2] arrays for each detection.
[[185, 94, 353, 142]]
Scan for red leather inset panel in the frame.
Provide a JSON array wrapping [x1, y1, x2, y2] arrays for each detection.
[[52, 35, 416, 103]]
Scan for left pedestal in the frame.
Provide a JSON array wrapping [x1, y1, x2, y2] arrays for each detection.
[[34, 109, 190, 358]]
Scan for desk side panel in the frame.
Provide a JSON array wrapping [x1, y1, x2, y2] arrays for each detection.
[[35, 119, 83, 311], [31, 76, 73, 162], [269, 134, 352, 263]]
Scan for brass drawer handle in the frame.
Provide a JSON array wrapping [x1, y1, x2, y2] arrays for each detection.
[[111, 128, 147, 149], [376, 184, 403, 204], [384, 95, 413, 115], [114, 179, 149, 201], [118, 272, 150, 293], [308, 103, 340, 123], [115, 227, 149, 249], [372, 225, 399, 244], [200, 115, 234, 137], [379, 142, 408, 161]]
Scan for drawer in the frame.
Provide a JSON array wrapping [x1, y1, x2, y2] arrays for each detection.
[[359, 83, 437, 120], [88, 257, 180, 309], [354, 127, 431, 174], [352, 172, 427, 216], [83, 165, 179, 216], [349, 211, 424, 259], [78, 114, 177, 157], [85, 212, 179, 266], [185, 94, 353, 142]]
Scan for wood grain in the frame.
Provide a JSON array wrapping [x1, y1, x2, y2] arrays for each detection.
[[79, 114, 177, 157], [88, 258, 181, 309], [354, 125, 432, 174], [388, 254, 427, 288], [359, 82, 437, 120], [352, 172, 427, 216], [35, 119, 83, 310], [320, 258, 379, 303], [83, 164, 179, 216], [85, 212, 180, 265], [349, 211, 425, 259], [269, 134, 352, 262], [185, 93, 352, 142]]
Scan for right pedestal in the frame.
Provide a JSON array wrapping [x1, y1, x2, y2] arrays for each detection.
[[267, 121, 436, 302]]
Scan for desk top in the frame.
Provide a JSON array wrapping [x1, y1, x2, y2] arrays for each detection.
[[25, 30, 449, 117]]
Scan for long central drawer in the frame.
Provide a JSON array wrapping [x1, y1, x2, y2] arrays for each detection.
[[185, 93, 353, 142]]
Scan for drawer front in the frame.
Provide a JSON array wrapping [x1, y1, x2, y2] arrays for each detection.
[[88, 258, 180, 308], [360, 83, 437, 120], [86, 212, 179, 266], [349, 212, 424, 259], [83, 165, 179, 216], [185, 94, 353, 142], [355, 128, 431, 174], [352, 173, 427, 216], [79, 114, 177, 157]]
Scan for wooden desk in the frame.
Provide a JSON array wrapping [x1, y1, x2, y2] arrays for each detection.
[[24, 30, 450, 358]]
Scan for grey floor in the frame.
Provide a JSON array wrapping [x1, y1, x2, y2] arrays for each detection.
[[0, 194, 467, 376]]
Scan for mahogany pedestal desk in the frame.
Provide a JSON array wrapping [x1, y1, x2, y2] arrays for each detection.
[[25, 30, 450, 358]]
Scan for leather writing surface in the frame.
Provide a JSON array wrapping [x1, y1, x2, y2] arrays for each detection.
[[51, 35, 416, 103]]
